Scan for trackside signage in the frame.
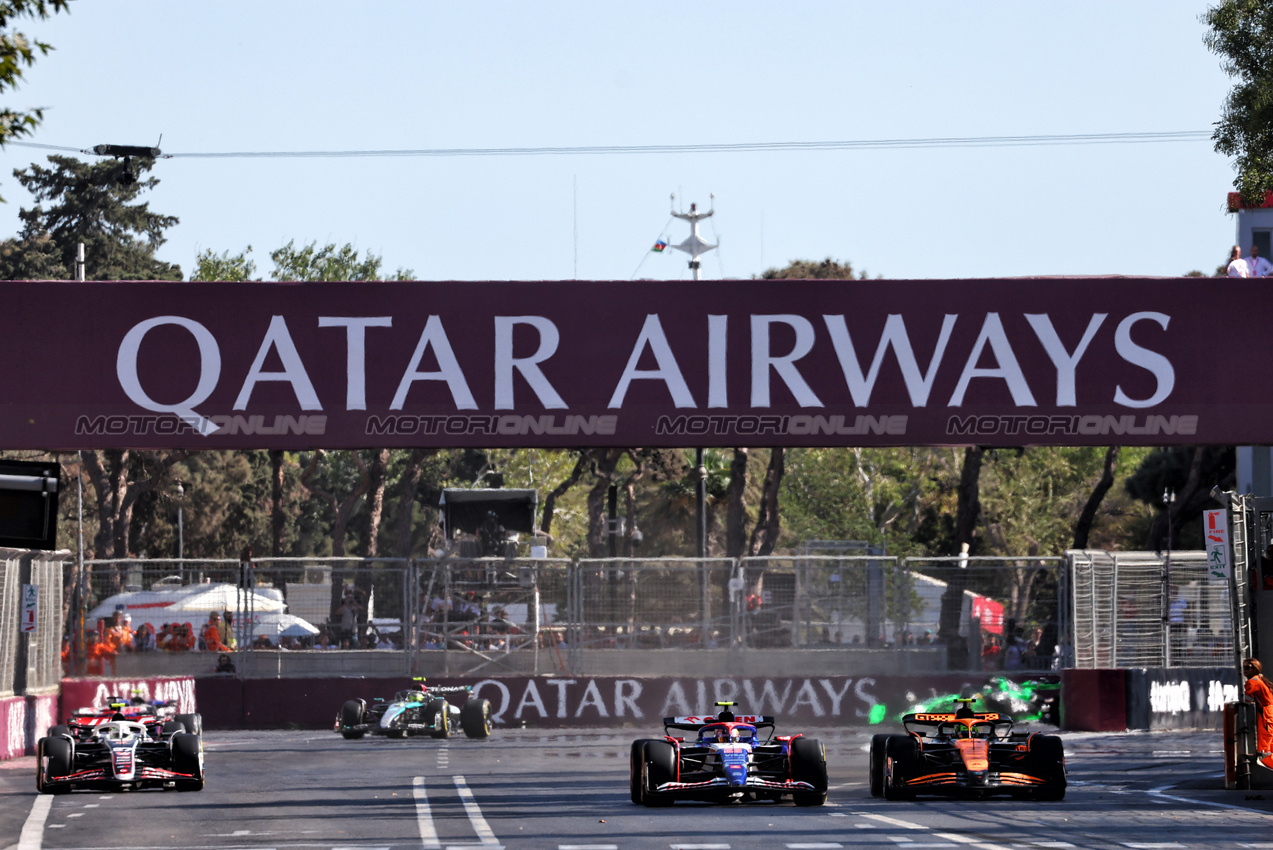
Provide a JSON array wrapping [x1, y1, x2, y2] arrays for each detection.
[[4, 277, 1269, 449]]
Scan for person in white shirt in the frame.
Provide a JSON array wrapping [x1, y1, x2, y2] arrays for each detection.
[[1228, 245, 1251, 277], [1249, 244, 1273, 277]]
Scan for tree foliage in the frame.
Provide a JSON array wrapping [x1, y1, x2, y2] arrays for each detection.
[[760, 257, 869, 280], [269, 239, 413, 281], [1, 154, 181, 279], [1205, 0, 1273, 204], [0, 0, 70, 200]]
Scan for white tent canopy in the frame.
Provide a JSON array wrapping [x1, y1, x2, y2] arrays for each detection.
[[88, 582, 293, 636]]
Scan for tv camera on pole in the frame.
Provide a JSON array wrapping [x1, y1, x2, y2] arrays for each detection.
[[669, 192, 718, 281]]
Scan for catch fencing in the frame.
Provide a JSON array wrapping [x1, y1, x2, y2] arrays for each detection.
[[0, 548, 67, 696], [63, 554, 1065, 678], [1067, 550, 1232, 668]]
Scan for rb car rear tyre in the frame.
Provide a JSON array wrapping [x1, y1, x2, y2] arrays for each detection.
[[460, 698, 492, 739], [642, 740, 676, 807], [47, 724, 71, 740], [629, 739, 662, 805], [883, 735, 919, 801], [791, 736, 828, 806], [869, 733, 888, 798], [175, 713, 203, 736]]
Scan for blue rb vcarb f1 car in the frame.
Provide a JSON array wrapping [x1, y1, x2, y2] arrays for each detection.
[[630, 701, 827, 806]]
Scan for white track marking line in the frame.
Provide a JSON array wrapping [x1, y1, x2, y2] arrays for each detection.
[[671, 845, 731, 850], [18, 795, 53, 850], [788, 844, 844, 849], [413, 775, 442, 850], [453, 774, 500, 846], [559, 845, 620, 850], [856, 812, 926, 829]]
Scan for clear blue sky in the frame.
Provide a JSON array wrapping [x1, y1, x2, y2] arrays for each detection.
[[0, 0, 1242, 281]]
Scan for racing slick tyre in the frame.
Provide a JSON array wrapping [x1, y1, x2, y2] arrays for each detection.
[[171, 731, 204, 791], [38, 736, 73, 794], [340, 699, 366, 739], [47, 724, 71, 740], [426, 699, 450, 739], [629, 739, 661, 805], [790, 737, 828, 806], [460, 698, 493, 739], [176, 713, 203, 736], [641, 740, 676, 807], [1030, 735, 1066, 801], [869, 734, 888, 798], [883, 735, 919, 801], [161, 719, 186, 738]]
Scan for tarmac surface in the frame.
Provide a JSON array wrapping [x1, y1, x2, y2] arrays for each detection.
[[2, 727, 1270, 850]]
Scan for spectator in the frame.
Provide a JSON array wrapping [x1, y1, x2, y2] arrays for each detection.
[[1251, 243, 1273, 278], [218, 610, 236, 650], [156, 623, 175, 652], [213, 653, 236, 674], [104, 611, 134, 654], [314, 631, 336, 650], [1228, 245, 1251, 277], [202, 613, 231, 652], [134, 622, 156, 651], [1244, 658, 1273, 767], [253, 634, 274, 649], [337, 594, 362, 648]]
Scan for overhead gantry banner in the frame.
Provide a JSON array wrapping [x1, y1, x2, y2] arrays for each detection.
[[4, 277, 1264, 450]]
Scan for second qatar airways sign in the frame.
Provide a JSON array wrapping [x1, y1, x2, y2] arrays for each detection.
[[5, 276, 1268, 449]]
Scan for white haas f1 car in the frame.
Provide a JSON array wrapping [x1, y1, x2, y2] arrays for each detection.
[[629, 702, 828, 806], [336, 679, 493, 740], [870, 698, 1065, 800], [37, 720, 204, 793]]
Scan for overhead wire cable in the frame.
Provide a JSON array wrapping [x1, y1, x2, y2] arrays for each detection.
[[5, 130, 1214, 161]]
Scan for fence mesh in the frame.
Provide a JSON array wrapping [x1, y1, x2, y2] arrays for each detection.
[[46, 550, 1227, 677], [1067, 550, 1231, 668], [0, 549, 67, 696]]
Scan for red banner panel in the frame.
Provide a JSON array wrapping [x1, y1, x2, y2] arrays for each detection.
[[3, 277, 1265, 449]]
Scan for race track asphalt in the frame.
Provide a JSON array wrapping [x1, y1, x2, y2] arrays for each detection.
[[2, 727, 1271, 850]]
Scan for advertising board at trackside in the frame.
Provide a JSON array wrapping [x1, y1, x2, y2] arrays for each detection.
[[2, 277, 1269, 449]]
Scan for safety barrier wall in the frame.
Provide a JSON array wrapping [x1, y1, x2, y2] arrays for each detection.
[[192, 672, 1060, 731], [0, 693, 60, 759], [1124, 666, 1240, 731]]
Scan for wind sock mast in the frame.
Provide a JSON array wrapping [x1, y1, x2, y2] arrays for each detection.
[[670, 193, 717, 280]]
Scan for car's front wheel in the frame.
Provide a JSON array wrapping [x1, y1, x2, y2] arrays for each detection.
[[171, 731, 204, 791], [427, 699, 450, 739], [790, 737, 827, 806], [460, 698, 492, 739]]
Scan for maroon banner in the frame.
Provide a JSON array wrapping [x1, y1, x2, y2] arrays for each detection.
[[59, 676, 197, 721], [193, 674, 1054, 730], [4, 277, 1266, 448]]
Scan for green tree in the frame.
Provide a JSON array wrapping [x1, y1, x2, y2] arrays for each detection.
[[1205, 1, 1273, 204], [0, 0, 71, 200], [270, 240, 413, 281], [760, 257, 870, 280], [191, 246, 257, 281], [1, 154, 181, 279]]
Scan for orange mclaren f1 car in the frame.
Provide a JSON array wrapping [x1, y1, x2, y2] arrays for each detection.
[[869, 698, 1065, 800]]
